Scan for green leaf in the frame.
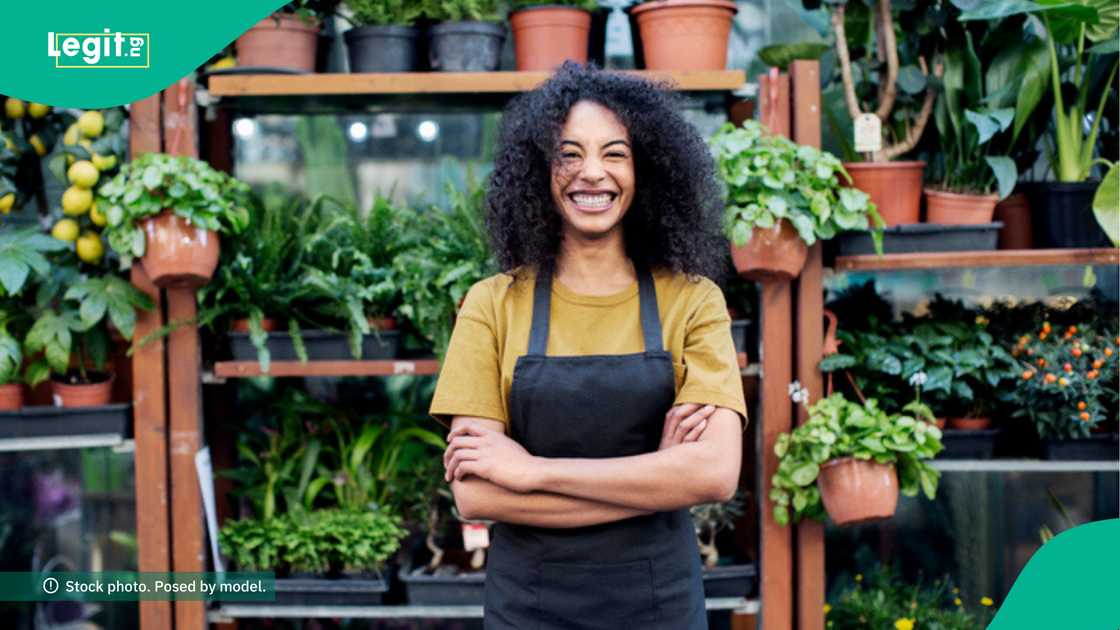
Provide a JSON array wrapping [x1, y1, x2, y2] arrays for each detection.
[[790, 463, 820, 486], [897, 65, 928, 94], [1092, 163, 1119, 246], [757, 42, 831, 70], [986, 156, 1019, 199]]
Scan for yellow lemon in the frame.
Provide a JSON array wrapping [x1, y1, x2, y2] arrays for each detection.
[[67, 160, 99, 188], [63, 123, 80, 146], [51, 218, 80, 242], [0, 193, 14, 214], [89, 201, 107, 226], [211, 56, 236, 70], [61, 186, 93, 215], [91, 152, 117, 172], [77, 111, 104, 138], [29, 134, 47, 157], [76, 231, 104, 263], [28, 102, 50, 118], [4, 98, 25, 119]]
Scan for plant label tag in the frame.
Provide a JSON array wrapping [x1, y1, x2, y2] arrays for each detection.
[[462, 523, 490, 551], [854, 113, 882, 153]]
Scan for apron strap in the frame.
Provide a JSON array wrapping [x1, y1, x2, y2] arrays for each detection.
[[527, 265, 665, 355]]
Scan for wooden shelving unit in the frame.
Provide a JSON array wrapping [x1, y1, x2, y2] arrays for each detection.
[[832, 247, 1119, 272]]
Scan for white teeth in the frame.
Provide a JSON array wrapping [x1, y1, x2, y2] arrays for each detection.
[[572, 193, 612, 208]]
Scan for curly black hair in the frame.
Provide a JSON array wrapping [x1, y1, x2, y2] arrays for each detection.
[[486, 61, 726, 282]]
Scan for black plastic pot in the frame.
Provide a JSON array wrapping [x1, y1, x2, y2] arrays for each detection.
[[702, 563, 757, 598], [228, 329, 400, 361], [1023, 181, 1110, 248], [937, 428, 1001, 460], [587, 6, 611, 67], [429, 21, 505, 71], [827, 222, 1003, 258], [399, 567, 485, 605], [1041, 433, 1119, 460], [730, 320, 749, 354], [0, 403, 131, 439], [262, 574, 388, 606], [345, 25, 420, 72]]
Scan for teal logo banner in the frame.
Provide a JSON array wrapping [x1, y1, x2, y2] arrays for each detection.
[[1, 1, 288, 108]]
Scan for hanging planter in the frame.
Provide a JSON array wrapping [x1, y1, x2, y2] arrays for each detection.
[[509, 5, 592, 71], [629, 0, 737, 71], [844, 161, 925, 226], [729, 220, 808, 281], [0, 383, 23, 411], [237, 14, 321, 72], [51, 371, 114, 408], [429, 21, 506, 71], [924, 189, 998, 225], [817, 457, 899, 526], [140, 211, 222, 289]]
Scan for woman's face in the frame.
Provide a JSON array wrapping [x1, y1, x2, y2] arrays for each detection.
[[550, 100, 635, 241]]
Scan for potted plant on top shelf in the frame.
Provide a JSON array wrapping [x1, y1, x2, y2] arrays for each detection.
[[508, 0, 598, 71], [97, 153, 251, 289], [709, 120, 884, 281], [958, 0, 1119, 248], [423, 0, 506, 72], [237, 1, 342, 72], [342, 0, 426, 72], [627, 0, 737, 71]]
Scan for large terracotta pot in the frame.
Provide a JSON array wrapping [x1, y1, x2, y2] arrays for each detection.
[[629, 0, 737, 71], [0, 383, 23, 411], [818, 457, 899, 526], [140, 211, 221, 289], [51, 372, 114, 408], [231, 318, 280, 333], [509, 5, 591, 70], [844, 161, 925, 226], [236, 14, 320, 72], [924, 189, 998, 225], [948, 416, 992, 430], [729, 219, 808, 281], [993, 192, 1033, 249]]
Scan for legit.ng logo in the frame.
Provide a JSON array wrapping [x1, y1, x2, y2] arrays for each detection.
[[47, 29, 150, 69]]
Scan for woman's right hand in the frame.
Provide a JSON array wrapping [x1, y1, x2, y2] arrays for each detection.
[[658, 403, 715, 450]]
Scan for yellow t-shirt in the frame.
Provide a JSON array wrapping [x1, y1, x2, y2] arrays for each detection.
[[430, 266, 748, 431]]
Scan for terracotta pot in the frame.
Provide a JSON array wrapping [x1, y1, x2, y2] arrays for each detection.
[[0, 383, 23, 411], [924, 189, 998, 225], [931, 417, 947, 430], [231, 318, 280, 333], [993, 192, 1033, 249], [630, 0, 737, 71], [51, 372, 115, 408], [729, 219, 808, 281], [140, 211, 221, 289], [509, 5, 591, 70], [948, 416, 992, 430], [844, 161, 925, 226], [818, 457, 899, 526], [236, 13, 320, 72], [368, 316, 397, 331]]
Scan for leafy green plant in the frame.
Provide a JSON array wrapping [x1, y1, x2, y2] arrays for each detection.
[[826, 564, 995, 630], [97, 152, 251, 269], [0, 299, 26, 385], [344, 0, 426, 26], [511, 0, 598, 11], [1092, 162, 1118, 245], [422, 0, 501, 21], [691, 490, 746, 568], [770, 393, 942, 526], [709, 121, 884, 251], [0, 228, 67, 296], [757, 42, 830, 71], [279, 0, 342, 20]]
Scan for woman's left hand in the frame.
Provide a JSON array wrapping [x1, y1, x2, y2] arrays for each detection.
[[444, 420, 540, 492]]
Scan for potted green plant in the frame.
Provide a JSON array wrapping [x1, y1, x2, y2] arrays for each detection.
[[97, 153, 250, 288], [236, 1, 341, 72], [342, 0, 426, 72], [825, 564, 997, 630], [423, 0, 506, 71], [1092, 163, 1118, 246], [0, 298, 27, 410], [508, 0, 598, 71], [627, 0, 737, 71], [709, 120, 884, 280], [771, 390, 942, 527], [958, 0, 1119, 247], [690, 490, 757, 598]]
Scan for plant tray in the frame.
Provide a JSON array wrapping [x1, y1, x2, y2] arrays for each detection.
[[243, 574, 389, 607], [228, 329, 400, 362], [0, 403, 131, 439], [827, 222, 1003, 258], [701, 563, 757, 598], [1041, 433, 1119, 461], [938, 428, 1001, 460], [399, 567, 485, 606]]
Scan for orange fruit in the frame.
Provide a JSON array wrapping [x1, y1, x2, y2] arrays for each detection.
[[1022, 371, 1035, 380], [1087, 371, 1098, 380], [1079, 412, 1090, 421], [1106, 348, 1114, 357], [1063, 363, 1073, 372], [1093, 359, 1103, 369], [1072, 348, 1083, 357], [1043, 322, 1052, 332], [1037, 358, 1046, 367], [1044, 373, 1057, 383], [1077, 401, 1087, 410], [1069, 326, 1078, 334]]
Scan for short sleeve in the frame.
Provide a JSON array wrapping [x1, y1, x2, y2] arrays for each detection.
[[673, 283, 749, 427], [429, 279, 508, 431]]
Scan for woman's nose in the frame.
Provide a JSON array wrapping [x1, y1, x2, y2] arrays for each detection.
[[579, 156, 606, 182]]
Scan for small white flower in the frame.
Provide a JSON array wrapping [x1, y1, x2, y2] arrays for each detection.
[[788, 380, 809, 406], [908, 371, 928, 387]]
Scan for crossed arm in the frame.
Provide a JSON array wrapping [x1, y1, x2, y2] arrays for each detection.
[[444, 404, 742, 528]]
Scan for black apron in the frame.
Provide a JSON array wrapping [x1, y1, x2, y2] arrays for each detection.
[[483, 266, 707, 630]]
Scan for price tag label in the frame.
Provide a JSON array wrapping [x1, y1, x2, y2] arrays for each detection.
[[854, 113, 882, 153], [462, 523, 490, 551]]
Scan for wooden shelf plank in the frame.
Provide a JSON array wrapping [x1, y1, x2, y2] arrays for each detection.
[[209, 70, 747, 97], [833, 248, 1119, 272], [213, 353, 746, 379]]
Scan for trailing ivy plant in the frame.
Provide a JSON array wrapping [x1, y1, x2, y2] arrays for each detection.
[[770, 393, 943, 526], [97, 152, 251, 269], [708, 121, 884, 253]]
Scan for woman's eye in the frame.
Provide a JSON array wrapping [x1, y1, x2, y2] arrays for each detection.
[[606, 151, 628, 159]]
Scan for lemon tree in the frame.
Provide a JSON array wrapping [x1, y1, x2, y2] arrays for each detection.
[[2, 93, 72, 219]]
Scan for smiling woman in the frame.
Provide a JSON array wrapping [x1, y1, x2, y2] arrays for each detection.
[[430, 62, 747, 630]]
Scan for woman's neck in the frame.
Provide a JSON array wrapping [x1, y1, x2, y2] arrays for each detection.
[[554, 230, 635, 296]]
